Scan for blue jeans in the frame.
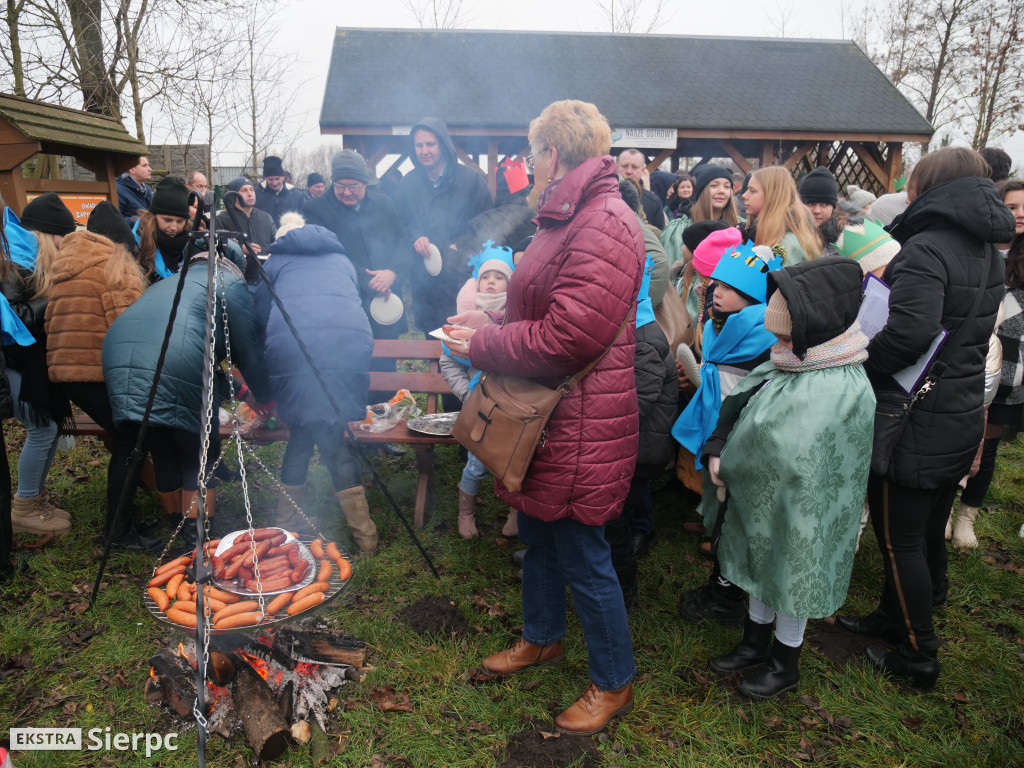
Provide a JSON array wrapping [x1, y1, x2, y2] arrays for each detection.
[[7, 369, 60, 498], [459, 453, 489, 495], [518, 511, 636, 691]]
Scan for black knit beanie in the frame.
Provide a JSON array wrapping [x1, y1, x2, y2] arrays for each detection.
[[690, 165, 734, 205], [149, 176, 190, 218], [227, 176, 253, 193], [87, 200, 135, 251], [799, 167, 838, 206], [20, 192, 77, 235], [682, 219, 730, 255], [306, 172, 325, 187]]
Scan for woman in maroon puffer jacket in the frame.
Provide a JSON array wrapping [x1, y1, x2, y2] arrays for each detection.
[[448, 100, 645, 736]]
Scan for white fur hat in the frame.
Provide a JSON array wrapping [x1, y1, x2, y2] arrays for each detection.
[[275, 212, 305, 240]]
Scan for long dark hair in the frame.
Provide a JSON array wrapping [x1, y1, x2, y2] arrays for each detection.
[[999, 180, 1024, 291]]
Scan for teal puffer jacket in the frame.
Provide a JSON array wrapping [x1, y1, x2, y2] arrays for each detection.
[[102, 254, 272, 432]]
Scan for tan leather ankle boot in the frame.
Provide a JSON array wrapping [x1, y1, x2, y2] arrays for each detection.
[[338, 486, 377, 555]]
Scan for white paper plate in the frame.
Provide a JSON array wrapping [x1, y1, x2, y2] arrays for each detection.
[[676, 343, 702, 387], [213, 528, 316, 596], [370, 293, 404, 325], [424, 243, 442, 276]]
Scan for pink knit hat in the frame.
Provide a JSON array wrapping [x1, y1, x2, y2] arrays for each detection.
[[692, 226, 742, 278]]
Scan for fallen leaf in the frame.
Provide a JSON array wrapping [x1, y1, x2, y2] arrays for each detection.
[[953, 691, 968, 703], [369, 685, 413, 713], [900, 716, 923, 731], [538, 730, 560, 740]]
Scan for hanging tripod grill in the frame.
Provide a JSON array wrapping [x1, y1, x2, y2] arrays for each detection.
[[139, 247, 354, 635]]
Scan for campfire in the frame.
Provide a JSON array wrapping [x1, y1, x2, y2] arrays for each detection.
[[145, 626, 368, 760]]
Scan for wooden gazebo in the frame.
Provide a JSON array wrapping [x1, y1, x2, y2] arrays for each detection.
[[0, 94, 148, 222], [320, 29, 933, 198]]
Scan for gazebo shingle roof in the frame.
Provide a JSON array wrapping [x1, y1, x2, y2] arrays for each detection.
[[321, 29, 933, 138]]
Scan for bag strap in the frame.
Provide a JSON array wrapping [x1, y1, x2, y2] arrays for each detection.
[[557, 315, 631, 395]]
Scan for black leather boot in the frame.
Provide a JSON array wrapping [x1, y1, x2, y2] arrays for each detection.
[[865, 644, 939, 691], [710, 617, 773, 674], [835, 611, 903, 645], [737, 639, 801, 699]]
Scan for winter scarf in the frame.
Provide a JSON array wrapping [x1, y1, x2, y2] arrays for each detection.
[[155, 229, 189, 276], [771, 322, 868, 372], [672, 302, 777, 467]]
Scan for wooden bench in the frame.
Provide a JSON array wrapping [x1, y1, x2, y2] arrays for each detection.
[[66, 339, 455, 529], [346, 339, 456, 529]]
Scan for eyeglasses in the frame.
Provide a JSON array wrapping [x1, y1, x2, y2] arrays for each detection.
[[524, 154, 535, 175], [333, 182, 365, 192]]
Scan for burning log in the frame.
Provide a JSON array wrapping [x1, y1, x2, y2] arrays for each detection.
[[148, 647, 197, 718], [234, 659, 291, 760], [273, 628, 367, 668]]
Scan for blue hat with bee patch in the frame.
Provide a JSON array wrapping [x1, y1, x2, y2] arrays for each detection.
[[710, 240, 782, 304]]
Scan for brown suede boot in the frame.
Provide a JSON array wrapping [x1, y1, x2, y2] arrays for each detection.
[[480, 638, 564, 676], [337, 487, 377, 555], [554, 682, 634, 735], [11, 495, 71, 535], [457, 490, 479, 539]]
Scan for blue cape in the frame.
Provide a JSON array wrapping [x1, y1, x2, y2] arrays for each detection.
[[671, 303, 776, 468]]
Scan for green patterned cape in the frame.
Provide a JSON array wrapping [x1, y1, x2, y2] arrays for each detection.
[[708, 360, 874, 618]]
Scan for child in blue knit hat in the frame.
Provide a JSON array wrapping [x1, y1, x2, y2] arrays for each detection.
[[673, 240, 782, 624], [439, 242, 518, 539]]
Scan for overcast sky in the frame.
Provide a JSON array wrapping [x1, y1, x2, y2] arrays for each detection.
[[223, 0, 1022, 171]]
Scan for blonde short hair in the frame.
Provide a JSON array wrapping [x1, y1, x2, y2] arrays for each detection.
[[528, 100, 612, 172]]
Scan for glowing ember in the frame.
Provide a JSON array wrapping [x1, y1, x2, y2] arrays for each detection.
[[239, 650, 270, 682]]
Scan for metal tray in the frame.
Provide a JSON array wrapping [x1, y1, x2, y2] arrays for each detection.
[[406, 412, 459, 436], [143, 535, 353, 636], [213, 528, 315, 596]]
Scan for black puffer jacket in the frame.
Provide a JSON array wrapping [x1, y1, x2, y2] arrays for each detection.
[[867, 176, 1013, 489], [302, 188, 412, 338], [635, 320, 678, 470]]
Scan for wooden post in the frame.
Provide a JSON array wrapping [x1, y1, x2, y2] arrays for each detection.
[[761, 141, 775, 168], [884, 142, 903, 191], [487, 139, 498, 200]]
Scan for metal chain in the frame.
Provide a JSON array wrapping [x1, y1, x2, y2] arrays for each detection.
[[215, 265, 267, 617]]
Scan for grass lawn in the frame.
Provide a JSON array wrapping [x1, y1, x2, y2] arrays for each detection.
[[2, 425, 1023, 767]]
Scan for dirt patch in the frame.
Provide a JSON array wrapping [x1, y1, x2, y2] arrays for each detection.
[[806, 619, 875, 667], [497, 723, 601, 768], [398, 595, 470, 637]]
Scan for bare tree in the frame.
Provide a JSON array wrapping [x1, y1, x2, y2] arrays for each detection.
[[4, 0, 29, 96], [964, 0, 1024, 149], [400, 0, 474, 28], [765, 0, 799, 38], [593, 0, 670, 33], [280, 144, 344, 190]]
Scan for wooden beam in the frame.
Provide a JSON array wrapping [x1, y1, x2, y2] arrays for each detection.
[[23, 178, 111, 194], [377, 154, 408, 178], [0, 167, 28, 214], [0, 141, 40, 171], [366, 138, 400, 168], [453, 144, 484, 175], [782, 141, 817, 171], [645, 148, 674, 174], [761, 141, 775, 168], [849, 142, 889, 189], [718, 140, 752, 173]]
